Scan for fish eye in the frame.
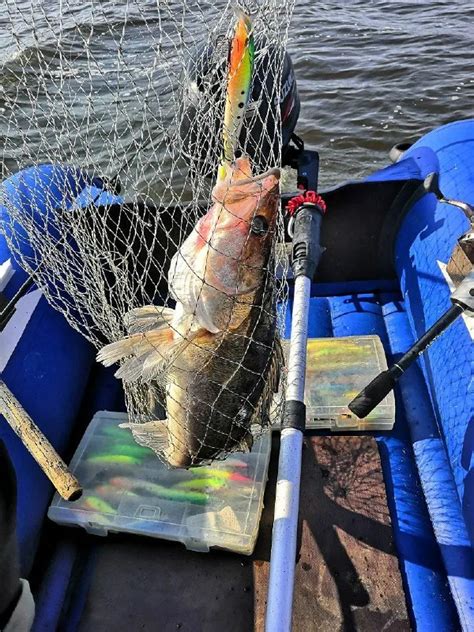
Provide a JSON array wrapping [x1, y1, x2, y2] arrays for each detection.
[[250, 215, 269, 236]]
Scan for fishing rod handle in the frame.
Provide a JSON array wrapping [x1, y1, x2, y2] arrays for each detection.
[[291, 202, 325, 279], [0, 380, 82, 501], [349, 301, 464, 419], [347, 365, 402, 419]]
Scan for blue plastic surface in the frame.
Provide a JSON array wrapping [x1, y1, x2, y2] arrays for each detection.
[[0, 164, 122, 573], [381, 295, 473, 629], [394, 120, 474, 546]]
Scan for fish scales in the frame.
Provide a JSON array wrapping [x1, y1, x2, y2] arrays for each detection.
[[164, 286, 280, 465]]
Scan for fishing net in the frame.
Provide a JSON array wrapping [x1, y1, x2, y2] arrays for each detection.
[[0, 0, 295, 465]]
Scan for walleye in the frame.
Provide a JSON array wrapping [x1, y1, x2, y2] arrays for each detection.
[[97, 158, 281, 467], [168, 156, 280, 334]]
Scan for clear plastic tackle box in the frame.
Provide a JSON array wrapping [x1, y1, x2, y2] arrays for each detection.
[[272, 335, 395, 431], [48, 411, 272, 555]]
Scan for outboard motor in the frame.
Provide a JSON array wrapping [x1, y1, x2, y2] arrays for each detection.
[[179, 40, 300, 177]]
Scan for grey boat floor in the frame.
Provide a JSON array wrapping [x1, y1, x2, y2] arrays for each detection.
[[69, 436, 409, 631]]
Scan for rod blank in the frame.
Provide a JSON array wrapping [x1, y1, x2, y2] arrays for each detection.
[[348, 303, 464, 419]]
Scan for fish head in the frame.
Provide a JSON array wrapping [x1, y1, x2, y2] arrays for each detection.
[[168, 156, 280, 334], [234, 171, 280, 294], [207, 157, 280, 295]]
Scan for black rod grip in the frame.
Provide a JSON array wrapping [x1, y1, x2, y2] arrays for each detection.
[[348, 367, 401, 419], [396, 303, 463, 371], [291, 204, 325, 278]]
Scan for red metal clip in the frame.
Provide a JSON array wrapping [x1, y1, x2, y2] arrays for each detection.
[[286, 190, 327, 216]]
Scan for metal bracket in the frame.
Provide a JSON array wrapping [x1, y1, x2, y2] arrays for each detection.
[[451, 269, 474, 314], [283, 133, 320, 192], [423, 172, 474, 221]]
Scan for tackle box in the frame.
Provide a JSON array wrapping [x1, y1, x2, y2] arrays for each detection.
[[272, 334, 395, 431], [48, 411, 272, 555]]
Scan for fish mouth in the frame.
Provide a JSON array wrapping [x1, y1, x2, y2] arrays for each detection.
[[228, 166, 281, 188]]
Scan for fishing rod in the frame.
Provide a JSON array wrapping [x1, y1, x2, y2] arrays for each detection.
[[266, 186, 326, 632], [349, 173, 474, 419], [348, 267, 473, 419]]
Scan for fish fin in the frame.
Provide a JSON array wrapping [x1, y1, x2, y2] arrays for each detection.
[[97, 325, 187, 383], [235, 432, 253, 454], [119, 420, 169, 455], [96, 337, 137, 367], [114, 352, 156, 382], [140, 349, 174, 383], [124, 306, 175, 334]]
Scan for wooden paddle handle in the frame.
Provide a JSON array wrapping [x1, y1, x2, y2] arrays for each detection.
[[0, 380, 82, 501]]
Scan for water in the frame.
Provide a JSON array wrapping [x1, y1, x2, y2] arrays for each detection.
[[0, 0, 473, 190], [293, 1, 474, 187]]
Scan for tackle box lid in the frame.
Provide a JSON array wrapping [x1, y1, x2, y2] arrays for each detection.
[[272, 335, 395, 431], [48, 411, 272, 555]]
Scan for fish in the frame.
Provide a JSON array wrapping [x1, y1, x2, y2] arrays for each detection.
[[219, 10, 255, 181], [97, 159, 282, 468], [168, 156, 280, 334]]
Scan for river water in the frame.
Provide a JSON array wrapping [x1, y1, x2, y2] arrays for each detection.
[[0, 0, 473, 190], [294, 1, 474, 187]]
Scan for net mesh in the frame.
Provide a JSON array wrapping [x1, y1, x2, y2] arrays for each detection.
[[0, 0, 293, 466]]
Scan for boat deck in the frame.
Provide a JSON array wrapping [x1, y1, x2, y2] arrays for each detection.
[[31, 435, 409, 632], [28, 286, 463, 631]]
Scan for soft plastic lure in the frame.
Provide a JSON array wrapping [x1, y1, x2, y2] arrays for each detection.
[[218, 10, 255, 180], [176, 477, 228, 491], [83, 496, 116, 514], [109, 477, 209, 505], [87, 454, 141, 465], [192, 467, 251, 482], [106, 443, 151, 458], [101, 425, 129, 440]]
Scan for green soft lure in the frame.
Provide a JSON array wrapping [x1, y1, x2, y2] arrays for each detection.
[[175, 477, 228, 491], [83, 496, 116, 514], [109, 477, 209, 505], [107, 443, 151, 458], [87, 454, 141, 465]]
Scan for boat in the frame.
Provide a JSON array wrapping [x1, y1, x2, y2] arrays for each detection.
[[0, 119, 472, 630]]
